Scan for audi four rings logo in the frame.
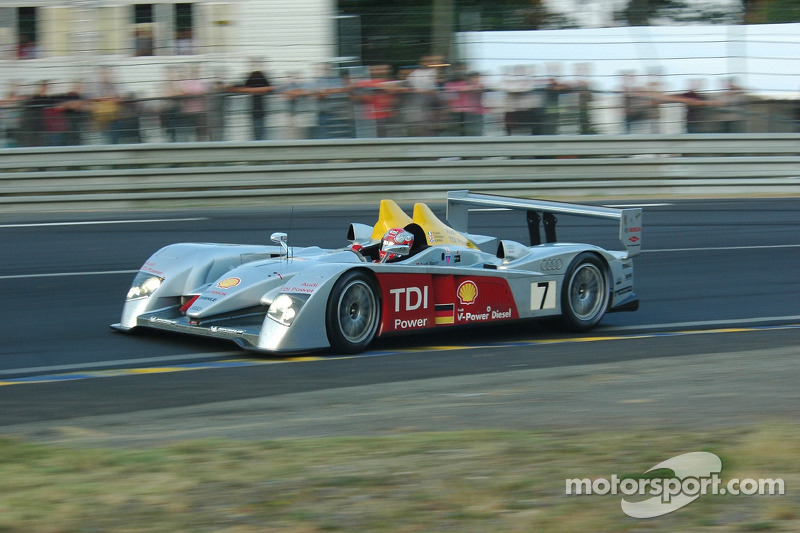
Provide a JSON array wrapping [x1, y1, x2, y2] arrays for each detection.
[[540, 258, 563, 271]]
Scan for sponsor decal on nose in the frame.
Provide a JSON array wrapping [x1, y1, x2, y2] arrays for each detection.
[[217, 277, 241, 289]]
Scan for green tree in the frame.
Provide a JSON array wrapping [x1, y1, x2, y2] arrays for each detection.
[[338, 0, 432, 66], [337, 0, 576, 67], [456, 0, 578, 30], [744, 0, 800, 23], [615, 0, 742, 26]]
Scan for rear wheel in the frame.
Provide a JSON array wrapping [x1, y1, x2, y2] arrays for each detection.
[[326, 270, 381, 354], [560, 253, 609, 331]]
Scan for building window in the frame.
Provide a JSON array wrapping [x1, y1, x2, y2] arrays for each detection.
[[17, 6, 37, 59], [134, 4, 153, 25], [175, 3, 194, 54], [133, 4, 154, 56]]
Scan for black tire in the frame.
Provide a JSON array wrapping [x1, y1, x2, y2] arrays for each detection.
[[560, 253, 610, 332], [325, 270, 381, 354]]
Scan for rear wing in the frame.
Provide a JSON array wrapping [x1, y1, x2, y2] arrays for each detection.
[[446, 190, 642, 258]]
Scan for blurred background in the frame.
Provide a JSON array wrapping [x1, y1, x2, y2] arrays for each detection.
[[0, 0, 798, 146]]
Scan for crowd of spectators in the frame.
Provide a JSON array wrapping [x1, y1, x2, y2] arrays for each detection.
[[0, 58, 795, 148]]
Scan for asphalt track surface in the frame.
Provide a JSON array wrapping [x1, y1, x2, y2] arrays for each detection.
[[0, 198, 798, 431]]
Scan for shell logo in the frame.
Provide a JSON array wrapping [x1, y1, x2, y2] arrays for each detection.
[[217, 277, 241, 289], [457, 280, 478, 305]]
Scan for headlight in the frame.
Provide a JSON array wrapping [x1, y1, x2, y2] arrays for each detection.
[[267, 293, 310, 327], [126, 272, 164, 301]]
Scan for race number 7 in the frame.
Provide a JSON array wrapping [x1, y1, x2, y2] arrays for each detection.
[[531, 281, 557, 310]]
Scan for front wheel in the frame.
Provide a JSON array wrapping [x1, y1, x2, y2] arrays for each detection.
[[560, 253, 609, 332], [326, 270, 381, 354]]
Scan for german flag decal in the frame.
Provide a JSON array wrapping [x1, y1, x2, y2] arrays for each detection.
[[435, 303, 455, 325]]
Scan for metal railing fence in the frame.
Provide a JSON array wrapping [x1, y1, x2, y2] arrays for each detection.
[[1, 134, 798, 213]]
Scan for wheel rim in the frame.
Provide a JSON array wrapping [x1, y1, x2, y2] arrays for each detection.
[[337, 280, 378, 344], [568, 263, 606, 321]]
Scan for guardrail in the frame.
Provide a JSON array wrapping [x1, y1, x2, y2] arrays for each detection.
[[1, 134, 798, 213]]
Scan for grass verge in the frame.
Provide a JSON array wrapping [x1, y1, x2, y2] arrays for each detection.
[[1, 423, 798, 532]]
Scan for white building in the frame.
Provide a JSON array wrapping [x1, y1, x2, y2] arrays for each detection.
[[458, 23, 800, 98], [0, 0, 337, 96]]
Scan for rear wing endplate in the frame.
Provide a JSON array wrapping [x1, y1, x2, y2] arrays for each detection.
[[446, 190, 642, 258]]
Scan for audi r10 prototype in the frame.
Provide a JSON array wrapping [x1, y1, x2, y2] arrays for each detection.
[[112, 191, 642, 354]]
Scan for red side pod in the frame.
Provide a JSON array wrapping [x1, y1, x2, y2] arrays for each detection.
[[376, 273, 519, 335], [376, 273, 435, 334], [451, 275, 519, 325]]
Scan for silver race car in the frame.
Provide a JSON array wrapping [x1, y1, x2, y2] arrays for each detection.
[[112, 191, 642, 354]]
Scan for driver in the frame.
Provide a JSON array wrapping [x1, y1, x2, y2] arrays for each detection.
[[379, 227, 414, 262]]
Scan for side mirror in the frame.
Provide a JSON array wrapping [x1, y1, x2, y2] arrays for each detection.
[[347, 223, 374, 245], [270, 232, 288, 244], [270, 232, 289, 255]]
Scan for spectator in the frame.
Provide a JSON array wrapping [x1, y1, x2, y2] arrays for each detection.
[[542, 63, 568, 135], [677, 79, 709, 134], [87, 67, 122, 144], [480, 79, 506, 137], [353, 64, 398, 138], [440, 65, 462, 135], [620, 71, 662, 134], [501, 65, 534, 136], [393, 65, 419, 137], [110, 93, 142, 144], [177, 65, 209, 141], [523, 65, 547, 136], [573, 63, 596, 135], [229, 60, 274, 140], [206, 74, 228, 142], [278, 72, 309, 140], [641, 74, 664, 134], [43, 89, 68, 146], [20, 81, 52, 147], [307, 63, 353, 139], [714, 77, 747, 133], [796, 86, 800, 133], [620, 71, 646, 134], [405, 56, 445, 137], [443, 68, 485, 136], [1, 83, 24, 147], [160, 67, 181, 142], [62, 83, 88, 145]]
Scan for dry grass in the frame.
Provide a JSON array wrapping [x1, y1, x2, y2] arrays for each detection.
[[0, 424, 798, 532]]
